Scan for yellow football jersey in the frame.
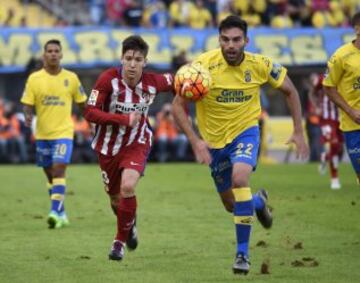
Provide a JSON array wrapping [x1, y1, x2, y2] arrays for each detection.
[[194, 49, 287, 148], [21, 68, 87, 140], [323, 42, 360, 132]]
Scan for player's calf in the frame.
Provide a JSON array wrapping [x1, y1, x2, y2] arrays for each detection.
[[126, 219, 138, 251]]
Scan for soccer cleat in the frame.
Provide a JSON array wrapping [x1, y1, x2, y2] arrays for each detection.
[[126, 220, 138, 251], [109, 240, 125, 261], [233, 253, 250, 275], [59, 213, 70, 227], [47, 211, 62, 229], [331, 178, 341, 190], [255, 189, 273, 229]]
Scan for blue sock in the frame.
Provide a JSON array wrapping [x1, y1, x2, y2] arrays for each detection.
[[51, 178, 66, 213], [252, 193, 264, 210], [232, 187, 254, 257]]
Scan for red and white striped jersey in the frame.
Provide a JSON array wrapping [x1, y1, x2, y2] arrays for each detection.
[[314, 74, 339, 122], [84, 67, 174, 156]]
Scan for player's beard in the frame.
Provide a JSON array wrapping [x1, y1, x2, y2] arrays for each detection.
[[222, 46, 245, 66]]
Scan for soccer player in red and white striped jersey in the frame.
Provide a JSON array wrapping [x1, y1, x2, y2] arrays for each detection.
[[84, 35, 174, 260], [309, 73, 343, 189]]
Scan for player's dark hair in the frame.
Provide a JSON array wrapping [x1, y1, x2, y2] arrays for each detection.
[[44, 39, 62, 51], [351, 11, 360, 27], [122, 35, 149, 57], [219, 15, 248, 37]]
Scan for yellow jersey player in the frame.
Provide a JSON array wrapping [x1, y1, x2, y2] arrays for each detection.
[[323, 11, 360, 185], [172, 15, 309, 275], [21, 39, 87, 229]]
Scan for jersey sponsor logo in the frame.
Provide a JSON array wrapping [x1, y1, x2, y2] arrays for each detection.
[[270, 62, 282, 80], [216, 89, 252, 103], [141, 91, 155, 104], [353, 77, 360, 90], [41, 95, 65, 106], [88, 89, 99, 106], [115, 102, 149, 114], [208, 62, 223, 70]]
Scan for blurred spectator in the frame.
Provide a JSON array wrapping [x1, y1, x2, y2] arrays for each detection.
[[106, 0, 131, 25], [89, 0, 106, 25], [233, 0, 266, 27], [287, 0, 310, 27], [3, 8, 15, 27], [143, 0, 169, 28], [123, 0, 143, 27], [155, 103, 189, 162], [188, 0, 213, 29], [169, 0, 194, 27], [204, 0, 217, 25], [4, 102, 28, 163], [217, 1, 237, 25], [266, 0, 294, 28], [0, 99, 28, 163], [72, 113, 96, 163]]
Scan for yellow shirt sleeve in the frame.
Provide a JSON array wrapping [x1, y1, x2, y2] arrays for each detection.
[[72, 74, 87, 104], [322, 53, 344, 87], [262, 55, 287, 88], [21, 76, 35, 105]]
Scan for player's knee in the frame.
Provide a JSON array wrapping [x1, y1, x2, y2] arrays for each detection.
[[120, 182, 136, 198], [232, 177, 248, 188], [232, 171, 250, 187], [52, 164, 66, 178]]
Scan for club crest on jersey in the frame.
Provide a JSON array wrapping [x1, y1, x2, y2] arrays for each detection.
[[64, 79, 69, 87], [88, 89, 99, 106], [140, 86, 156, 104], [244, 70, 251, 82]]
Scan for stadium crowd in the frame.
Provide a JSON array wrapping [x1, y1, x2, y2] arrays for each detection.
[[1, 0, 360, 28]]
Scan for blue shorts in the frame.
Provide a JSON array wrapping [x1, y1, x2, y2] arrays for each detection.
[[209, 126, 260, 193], [36, 139, 73, 167], [343, 130, 360, 174]]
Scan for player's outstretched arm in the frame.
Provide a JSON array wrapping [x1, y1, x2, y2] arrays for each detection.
[[84, 106, 137, 127], [172, 95, 211, 165], [278, 75, 309, 159], [324, 86, 360, 124], [22, 104, 34, 127]]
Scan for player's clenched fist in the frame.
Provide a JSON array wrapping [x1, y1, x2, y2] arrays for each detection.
[[128, 111, 141, 127]]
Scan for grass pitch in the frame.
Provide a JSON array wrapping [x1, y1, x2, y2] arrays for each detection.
[[0, 163, 359, 283]]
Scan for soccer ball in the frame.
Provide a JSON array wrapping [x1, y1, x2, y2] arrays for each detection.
[[174, 63, 212, 101]]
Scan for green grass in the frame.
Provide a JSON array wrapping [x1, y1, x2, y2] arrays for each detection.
[[0, 163, 359, 283]]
